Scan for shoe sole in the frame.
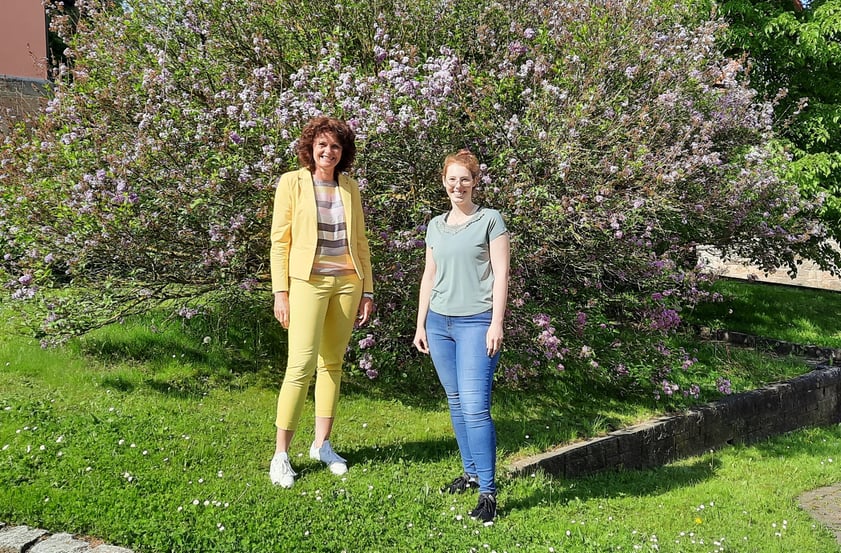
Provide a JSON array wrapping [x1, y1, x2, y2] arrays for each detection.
[[271, 477, 295, 488]]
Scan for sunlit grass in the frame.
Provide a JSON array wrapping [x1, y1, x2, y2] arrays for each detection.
[[689, 279, 841, 348], [2, 283, 840, 552]]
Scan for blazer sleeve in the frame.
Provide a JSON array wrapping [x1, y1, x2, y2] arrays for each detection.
[[269, 172, 295, 293], [352, 182, 374, 294]]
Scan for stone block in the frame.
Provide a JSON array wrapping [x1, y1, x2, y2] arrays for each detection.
[[0, 526, 49, 553], [91, 545, 134, 553], [30, 533, 92, 553]]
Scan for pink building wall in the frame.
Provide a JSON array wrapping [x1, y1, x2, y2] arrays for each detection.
[[0, 0, 48, 80]]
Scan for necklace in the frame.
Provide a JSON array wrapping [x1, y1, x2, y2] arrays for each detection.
[[446, 204, 480, 226]]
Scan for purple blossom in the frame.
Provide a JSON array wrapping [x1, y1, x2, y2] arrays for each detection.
[[358, 334, 375, 349], [532, 313, 551, 329], [177, 307, 200, 319], [661, 380, 679, 396], [359, 352, 377, 379]]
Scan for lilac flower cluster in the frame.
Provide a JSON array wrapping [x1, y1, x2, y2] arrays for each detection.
[[533, 314, 566, 370]]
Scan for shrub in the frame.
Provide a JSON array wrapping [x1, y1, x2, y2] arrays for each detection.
[[1, 0, 835, 398]]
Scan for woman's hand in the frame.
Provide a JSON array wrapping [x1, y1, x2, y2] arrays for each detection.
[[413, 327, 429, 354], [356, 296, 374, 327], [486, 321, 504, 357], [273, 292, 290, 329]]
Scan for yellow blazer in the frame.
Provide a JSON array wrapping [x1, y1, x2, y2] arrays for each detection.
[[270, 168, 374, 294]]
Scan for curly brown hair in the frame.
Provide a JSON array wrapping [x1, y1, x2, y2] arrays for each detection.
[[297, 117, 357, 177]]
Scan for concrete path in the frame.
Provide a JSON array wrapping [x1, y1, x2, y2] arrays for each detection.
[[799, 484, 841, 545]]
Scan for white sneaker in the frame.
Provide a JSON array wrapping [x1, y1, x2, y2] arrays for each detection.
[[269, 452, 296, 488], [309, 440, 348, 475]]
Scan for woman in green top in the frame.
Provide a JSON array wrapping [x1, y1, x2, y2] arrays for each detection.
[[413, 149, 510, 523]]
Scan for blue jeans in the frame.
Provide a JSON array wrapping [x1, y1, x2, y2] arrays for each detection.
[[426, 309, 499, 494]]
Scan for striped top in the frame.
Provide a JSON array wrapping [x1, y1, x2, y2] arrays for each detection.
[[311, 178, 356, 276]]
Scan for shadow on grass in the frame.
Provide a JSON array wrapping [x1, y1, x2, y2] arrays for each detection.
[[100, 375, 136, 393], [75, 300, 289, 377], [504, 457, 721, 511], [341, 437, 461, 467]]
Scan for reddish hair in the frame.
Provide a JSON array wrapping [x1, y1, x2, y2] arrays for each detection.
[[442, 149, 480, 180], [297, 117, 357, 176]]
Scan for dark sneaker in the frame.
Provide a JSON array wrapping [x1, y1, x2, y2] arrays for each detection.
[[442, 473, 479, 494], [470, 493, 497, 523]]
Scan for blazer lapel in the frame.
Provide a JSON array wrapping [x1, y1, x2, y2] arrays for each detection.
[[299, 168, 317, 221], [338, 174, 353, 233]]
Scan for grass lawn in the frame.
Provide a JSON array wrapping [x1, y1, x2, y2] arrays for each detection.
[[687, 278, 841, 349], [1, 281, 840, 552]]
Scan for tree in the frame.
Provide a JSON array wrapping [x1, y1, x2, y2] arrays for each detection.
[[720, 0, 841, 237], [1, 0, 835, 399]]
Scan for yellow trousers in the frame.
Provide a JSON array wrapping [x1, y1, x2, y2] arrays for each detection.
[[275, 274, 362, 431]]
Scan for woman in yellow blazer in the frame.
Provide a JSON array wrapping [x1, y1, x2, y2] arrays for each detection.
[[268, 117, 374, 488]]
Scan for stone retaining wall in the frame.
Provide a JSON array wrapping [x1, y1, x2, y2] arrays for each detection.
[[510, 364, 841, 479], [699, 245, 841, 292]]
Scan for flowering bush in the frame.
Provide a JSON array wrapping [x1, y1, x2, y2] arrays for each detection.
[[1, 0, 836, 399]]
